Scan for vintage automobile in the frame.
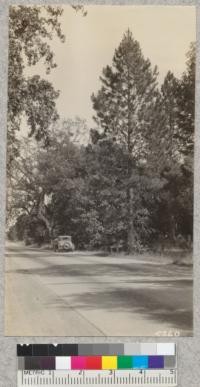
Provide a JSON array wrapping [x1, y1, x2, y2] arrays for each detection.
[[52, 235, 75, 252]]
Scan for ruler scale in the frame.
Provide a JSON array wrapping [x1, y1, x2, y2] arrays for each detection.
[[17, 343, 177, 386], [17, 370, 177, 386]]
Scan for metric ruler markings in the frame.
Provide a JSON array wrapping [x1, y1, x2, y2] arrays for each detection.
[[17, 370, 177, 386]]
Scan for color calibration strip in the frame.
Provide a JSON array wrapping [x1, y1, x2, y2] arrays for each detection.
[[17, 343, 176, 357], [17, 344, 177, 386], [18, 355, 176, 370]]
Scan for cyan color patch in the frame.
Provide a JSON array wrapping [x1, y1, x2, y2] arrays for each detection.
[[132, 356, 148, 369]]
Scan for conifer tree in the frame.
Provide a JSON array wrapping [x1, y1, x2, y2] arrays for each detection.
[[91, 30, 159, 252], [177, 42, 195, 156]]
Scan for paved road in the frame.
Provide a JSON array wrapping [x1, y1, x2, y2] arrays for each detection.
[[5, 242, 193, 336]]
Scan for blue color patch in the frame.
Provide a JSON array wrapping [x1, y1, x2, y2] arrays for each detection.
[[132, 356, 148, 369]]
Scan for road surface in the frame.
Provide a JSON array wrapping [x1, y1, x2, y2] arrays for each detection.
[[5, 242, 193, 336]]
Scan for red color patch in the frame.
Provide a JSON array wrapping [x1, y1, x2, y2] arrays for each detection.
[[85, 356, 102, 369]]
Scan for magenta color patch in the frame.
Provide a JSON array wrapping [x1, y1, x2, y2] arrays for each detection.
[[71, 356, 86, 370]]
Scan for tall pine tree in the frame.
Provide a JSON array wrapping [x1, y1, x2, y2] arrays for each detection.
[[177, 42, 195, 157], [91, 30, 159, 252]]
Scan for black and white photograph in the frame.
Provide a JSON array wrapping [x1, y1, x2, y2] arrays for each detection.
[[5, 5, 195, 336]]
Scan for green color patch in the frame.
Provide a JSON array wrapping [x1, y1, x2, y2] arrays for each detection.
[[117, 356, 132, 369]]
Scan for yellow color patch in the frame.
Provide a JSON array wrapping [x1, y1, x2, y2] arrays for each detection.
[[102, 356, 117, 370]]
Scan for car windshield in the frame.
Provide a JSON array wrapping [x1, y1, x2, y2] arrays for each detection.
[[59, 236, 71, 241]]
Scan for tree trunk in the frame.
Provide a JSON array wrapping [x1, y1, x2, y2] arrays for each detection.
[[127, 51, 136, 254], [37, 193, 53, 240], [127, 186, 136, 253], [170, 214, 176, 244]]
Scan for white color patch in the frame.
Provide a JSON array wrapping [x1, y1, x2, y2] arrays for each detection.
[[157, 343, 175, 355], [56, 356, 71, 370]]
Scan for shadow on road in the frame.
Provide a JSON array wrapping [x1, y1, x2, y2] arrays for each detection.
[[6, 246, 193, 334], [53, 285, 193, 333], [8, 263, 192, 332], [7, 260, 192, 278]]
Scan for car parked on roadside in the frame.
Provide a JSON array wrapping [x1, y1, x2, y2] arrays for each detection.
[[52, 235, 75, 252]]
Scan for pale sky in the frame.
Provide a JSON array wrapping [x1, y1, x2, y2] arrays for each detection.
[[26, 5, 196, 129]]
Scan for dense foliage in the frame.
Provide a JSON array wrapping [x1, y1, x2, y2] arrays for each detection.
[[8, 5, 65, 168], [7, 28, 195, 253]]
